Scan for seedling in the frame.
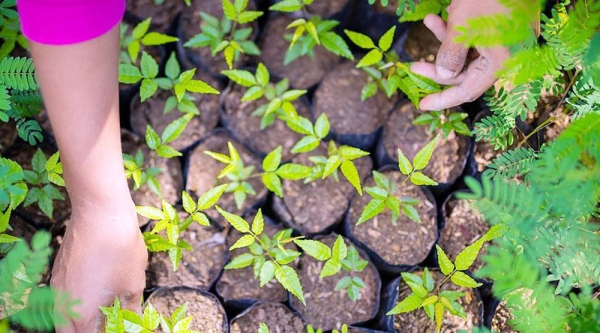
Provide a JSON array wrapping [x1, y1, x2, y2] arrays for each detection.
[[22, 150, 65, 219], [119, 18, 178, 64], [413, 110, 472, 139]]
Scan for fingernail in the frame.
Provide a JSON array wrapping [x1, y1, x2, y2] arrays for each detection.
[[436, 65, 455, 80]]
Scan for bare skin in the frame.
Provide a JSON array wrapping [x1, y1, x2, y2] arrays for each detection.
[[29, 25, 147, 332], [411, 0, 511, 110]]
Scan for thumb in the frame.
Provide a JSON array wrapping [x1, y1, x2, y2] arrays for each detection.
[[435, 24, 469, 80]]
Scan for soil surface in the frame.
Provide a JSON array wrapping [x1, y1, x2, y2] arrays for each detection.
[[440, 196, 489, 272], [126, 0, 184, 33], [257, 15, 340, 89], [394, 270, 482, 332], [221, 83, 310, 159], [0, 120, 16, 152], [179, 0, 255, 73], [121, 131, 183, 226], [382, 102, 470, 184], [313, 61, 396, 136], [348, 171, 437, 267], [130, 79, 221, 151], [290, 235, 381, 330], [491, 301, 517, 333], [186, 130, 267, 224], [371, 0, 399, 16], [146, 212, 228, 289], [405, 21, 441, 63], [273, 146, 373, 234], [305, 0, 349, 17], [216, 212, 290, 303], [230, 302, 306, 333], [147, 287, 227, 333]]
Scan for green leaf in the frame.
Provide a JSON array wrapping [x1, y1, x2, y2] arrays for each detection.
[[140, 79, 158, 102], [165, 53, 181, 80], [341, 160, 362, 195], [269, 0, 303, 12], [397, 148, 413, 175], [435, 302, 444, 333], [141, 32, 178, 46], [413, 134, 440, 170], [222, 0, 237, 20], [282, 89, 306, 101], [405, 280, 428, 298], [119, 64, 143, 84], [0, 208, 10, 233], [197, 184, 228, 210], [361, 82, 378, 101], [263, 146, 282, 172], [275, 264, 305, 305], [225, 253, 255, 269], [378, 25, 396, 51], [365, 186, 387, 199], [255, 63, 270, 86], [276, 163, 311, 180], [216, 206, 249, 232], [222, 69, 256, 87], [436, 245, 454, 275], [294, 239, 331, 261], [483, 224, 507, 241], [356, 198, 385, 225], [344, 30, 376, 49], [387, 293, 423, 315], [229, 234, 255, 250], [224, 45, 235, 70], [251, 209, 264, 235], [421, 295, 438, 307], [410, 172, 438, 186], [403, 204, 421, 223], [305, 21, 320, 44], [0, 233, 20, 244], [238, 11, 263, 24], [140, 52, 159, 78], [182, 191, 196, 214], [314, 113, 330, 139], [357, 49, 383, 68], [323, 154, 341, 179], [162, 113, 192, 144], [262, 173, 283, 197], [332, 235, 347, 261], [136, 206, 165, 220], [132, 18, 151, 39], [291, 135, 320, 153], [320, 32, 354, 60], [320, 258, 342, 278], [451, 271, 482, 288], [258, 323, 270, 333], [241, 86, 263, 101], [455, 238, 486, 271], [185, 79, 219, 94], [338, 146, 369, 160], [259, 261, 275, 286], [156, 144, 181, 158]]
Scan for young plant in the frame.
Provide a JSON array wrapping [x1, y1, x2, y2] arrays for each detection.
[[387, 225, 504, 333], [260, 146, 311, 198], [159, 53, 206, 115], [0, 0, 27, 59], [119, 51, 219, 102], [269, 0, 353, 64], [413, 110, 471, 139], [335, 246, 369, 301], [123, 149, 163, 196], [119, 18, 178, 64], [357, 134, 440, 225], [0, 157, 27, 213], [344, 26, 443, 108], [22, 150, 65, 219], [145, 113, 193, 159], [184, 0, 263, 69], [101, 298, 200, 333]]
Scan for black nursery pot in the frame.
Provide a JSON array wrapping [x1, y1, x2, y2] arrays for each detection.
[[288, 234, 382, 331], [376, 101, 473, 196], [368, 275, 402, 332], [219, 77, 313, 160], [311, 61, 398, 152], [215, 211, 291, 311], [146, 286, 228, 332], [229, 301, 306, 333], [344, 169, 440, 274]]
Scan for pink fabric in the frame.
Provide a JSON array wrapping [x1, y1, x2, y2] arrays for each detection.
[[18, 0, 125, 45]]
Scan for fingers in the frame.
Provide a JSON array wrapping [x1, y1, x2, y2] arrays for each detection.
[[435, 19, 469, 80], [419, 54, 498, 111], [411, 62, 468, 86], [423, 14, 447, 42]]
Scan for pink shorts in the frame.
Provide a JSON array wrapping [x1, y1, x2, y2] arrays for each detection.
[[18, 0, 126, 45]]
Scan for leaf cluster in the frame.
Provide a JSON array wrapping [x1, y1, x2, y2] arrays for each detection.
[[22, 150, 65, 219], [119, 18, 178, 64], [413, 110, 471, 139]]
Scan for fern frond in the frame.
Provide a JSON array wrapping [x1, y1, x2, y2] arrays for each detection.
[[7, 108, 43, 146], [567, 75, 600, 120], [0, 57, 38, 91], [9, 89, 43, 117], [454, 12, 534, 47], [483, 147, 537, 179], [472, 114, 514, 150], [500, 46, 562, 85]]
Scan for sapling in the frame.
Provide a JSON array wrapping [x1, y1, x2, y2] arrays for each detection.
[[119, 18, 178, 65], [184, 0, 263, 69], [22, 150, 65, 219], [413, 110, 472, 139], [356, 134, 440, 225], [268, 0, 353, 64], [0, 157, 27, 214], [387, 225, 505, 333], [123, 149, 162, 196]]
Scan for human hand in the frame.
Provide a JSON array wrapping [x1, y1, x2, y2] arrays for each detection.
[[411, 0, 510, 110], [51, 202, 147, 332]]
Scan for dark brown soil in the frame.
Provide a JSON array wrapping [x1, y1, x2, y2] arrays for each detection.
[[405, 21, 441, 63], [382, 102, 470, 184], [186, 130, 267, 224], [440, 197, 489, 272], [5, 142, 71, 227], [273, 146, 373, 234], [130, 78, 221, 151], [216, 212, 290, 303], [146, 286, 227, 332], [491, 301, 517, 333], [230, 302, 306, 333], [0, 120, 17, 152], [313, 61, 396, 136], [305, 0, 349, 17], [257, 15, 340, 89], [121, 131, 184, 226], [535, 95, 569, 143], [371, 0, 399, 16], [221, 83, 310, 159], [146, 212, 228, 289], [127, 0, 184, 33], [348, 171, 437, 267], [290, 235, 380, 330], [179, 0, 256, 73], [394, 270, 483, 332]]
